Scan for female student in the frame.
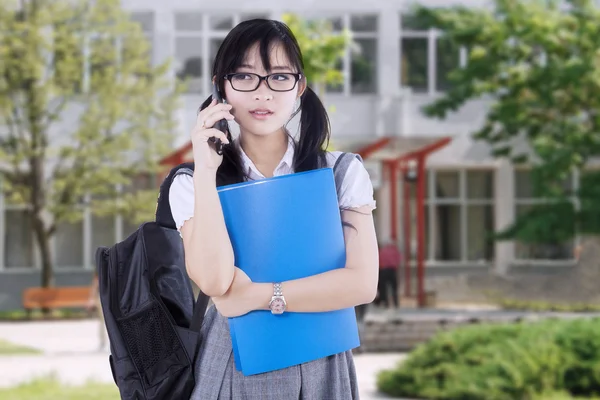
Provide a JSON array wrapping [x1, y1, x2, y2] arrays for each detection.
[[169, 18, 379, 399]]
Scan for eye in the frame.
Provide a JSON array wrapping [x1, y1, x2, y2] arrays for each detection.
[[232, 73, 253, 81], [271, 74, 291, 81]]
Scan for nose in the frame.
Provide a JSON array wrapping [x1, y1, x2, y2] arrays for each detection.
[[253, 79, 273, 101]]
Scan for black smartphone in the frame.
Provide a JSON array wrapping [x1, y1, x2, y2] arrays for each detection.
[[208, 83, 228, 155]]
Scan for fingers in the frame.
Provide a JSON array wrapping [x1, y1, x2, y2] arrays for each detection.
[[203, 109, 235, 129], [196, 100, 233, 127], [205, 129, 230, 145]]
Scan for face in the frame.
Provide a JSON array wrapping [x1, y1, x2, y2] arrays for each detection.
[[221, 42, 305, 138]]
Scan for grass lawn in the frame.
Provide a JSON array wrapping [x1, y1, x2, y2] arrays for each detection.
[[0, 340, 41, 355], [0, 378, 119, 400]]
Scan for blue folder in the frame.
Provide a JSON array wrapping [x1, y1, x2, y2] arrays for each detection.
[[216, 168, 360, 376]]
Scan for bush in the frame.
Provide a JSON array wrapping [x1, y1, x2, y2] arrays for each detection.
[[377, 317, 600, 399]]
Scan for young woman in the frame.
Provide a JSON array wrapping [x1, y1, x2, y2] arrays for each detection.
[[169, 18, 379, 399]]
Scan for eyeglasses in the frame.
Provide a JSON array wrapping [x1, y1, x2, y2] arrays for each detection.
[[224, 73, 302, 92]]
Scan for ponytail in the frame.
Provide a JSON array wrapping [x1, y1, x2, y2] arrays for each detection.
[[292, 86, 330, 172], [197, 95, 246, 186]]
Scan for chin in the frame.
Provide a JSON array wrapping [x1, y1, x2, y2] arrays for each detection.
[[242, 120, 287, 137]]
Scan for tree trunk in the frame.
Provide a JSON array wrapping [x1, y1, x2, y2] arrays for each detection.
[[32, 214, 53, 288]]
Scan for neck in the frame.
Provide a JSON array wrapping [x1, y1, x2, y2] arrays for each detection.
[[239, 128, 289, 178]]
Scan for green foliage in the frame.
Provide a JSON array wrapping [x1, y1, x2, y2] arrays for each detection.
[[0, 376, 119, 399], [0, 0, 181, 285], [377, 318, 600, 399], [281, 14, 350, 92], [414, 0, 600, 241], [0, 339, 41, 355], [491, 296, 600, 312]]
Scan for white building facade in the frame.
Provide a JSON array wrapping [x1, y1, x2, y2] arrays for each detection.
[[0, 0, 578, 309]]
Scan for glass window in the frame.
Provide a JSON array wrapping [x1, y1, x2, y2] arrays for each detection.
[[467, 205, 495, 261], [175, 37, 203, 93], [401, 37, 428, 92], [4, 210, 34, 268], [209, 15, 233, 30], [515, 170, 533, 198], [436, 37, 460, 92], [400, 13, 433, 30], [351, 38, 377, 93], [467, 170, 494, 199], [431, 204, 461, 261], [351, 15, 377, 32], [54, 219, 84, 268], [435, 171, 460, 199], [130, 11, 154, 33], [175, 12, 202, 31]]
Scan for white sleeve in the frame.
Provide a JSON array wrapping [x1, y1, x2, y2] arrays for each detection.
[[168, 174, 195, 231], [338, 157, 377, 210]]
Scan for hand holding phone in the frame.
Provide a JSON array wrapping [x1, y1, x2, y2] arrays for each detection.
[[208, 83, 229, 155]]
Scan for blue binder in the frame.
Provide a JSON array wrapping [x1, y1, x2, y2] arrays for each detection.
[[217, 168, 360, 376]]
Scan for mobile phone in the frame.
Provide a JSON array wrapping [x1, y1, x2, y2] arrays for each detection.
[[208, 83, 228, 155]]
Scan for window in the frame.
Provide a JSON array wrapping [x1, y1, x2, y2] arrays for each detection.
[[306, 14, 378, 94], [54, 218, 84, 268], [4, 209, 35, 268], [426, 170, 495, 263], [514, 169, 574, 260], [399, 12, 463, 94], [174, 12, 270, 94], [130, 11, 155, 33], [53, 11, 155, 94], [349, 16, 378, 94]]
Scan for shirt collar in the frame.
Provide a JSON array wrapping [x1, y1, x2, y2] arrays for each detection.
[[236, 134, 295, 179]]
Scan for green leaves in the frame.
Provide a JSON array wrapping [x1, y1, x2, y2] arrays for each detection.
[[0, 1, 180, 235], [281, 14, 350, 90], [418, 0, 600, 239]]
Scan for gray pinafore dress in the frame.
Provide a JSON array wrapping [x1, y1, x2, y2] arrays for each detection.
[[189, 305, 360, 399], [189, 154, 361, 399]]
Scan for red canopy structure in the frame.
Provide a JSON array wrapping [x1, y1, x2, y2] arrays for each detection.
[[159, 135, 451, 307]]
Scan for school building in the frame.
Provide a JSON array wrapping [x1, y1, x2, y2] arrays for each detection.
[[0, 0, 578, 310]]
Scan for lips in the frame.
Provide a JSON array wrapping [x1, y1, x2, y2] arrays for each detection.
[[249, 109, 273, 120]]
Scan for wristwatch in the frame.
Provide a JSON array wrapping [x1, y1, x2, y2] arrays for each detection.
[[268, 283, 286, 315]]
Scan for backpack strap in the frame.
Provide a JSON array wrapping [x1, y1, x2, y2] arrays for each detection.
[[155, 162, 195, 229], [332, 152, 362, 200], [155, 162, 209, 332]]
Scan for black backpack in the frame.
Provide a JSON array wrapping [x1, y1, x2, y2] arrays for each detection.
[[95, 153, 360, 400]]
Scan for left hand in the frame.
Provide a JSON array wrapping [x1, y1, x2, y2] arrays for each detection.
[[212, 267, 259, 318]]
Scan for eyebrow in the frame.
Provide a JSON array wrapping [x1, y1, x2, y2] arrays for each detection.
[[238, 63, 292, 71]]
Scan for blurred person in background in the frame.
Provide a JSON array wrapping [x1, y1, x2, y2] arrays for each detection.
[[377, 240, 401, 309]]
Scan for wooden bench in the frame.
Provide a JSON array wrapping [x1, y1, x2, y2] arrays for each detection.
[[22, 286, 92, 316]]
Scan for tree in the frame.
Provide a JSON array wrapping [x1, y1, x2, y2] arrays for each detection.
[[412, 0, 600, 244], [281, 14, 351, 151], [281, 14, 350, 97], [0, 0, 181, 287]]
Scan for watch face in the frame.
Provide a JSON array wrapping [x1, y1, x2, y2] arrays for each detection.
[[270, 297, 286, 314]]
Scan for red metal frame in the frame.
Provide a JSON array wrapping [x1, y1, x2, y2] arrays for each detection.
[[399, 162, 410, 298], [391, 137, 451, 307]]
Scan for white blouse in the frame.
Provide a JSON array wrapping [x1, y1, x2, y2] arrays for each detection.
[[169, 139, 376, 231]]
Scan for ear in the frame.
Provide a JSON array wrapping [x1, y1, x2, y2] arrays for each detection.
[[297, 75, 307, 98]]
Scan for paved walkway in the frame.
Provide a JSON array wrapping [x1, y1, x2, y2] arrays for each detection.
[[0, 320, 408, 399]]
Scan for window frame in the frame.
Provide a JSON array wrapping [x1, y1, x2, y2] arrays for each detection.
[[399, 11, 468, 95], [424, 168, 496, 266]]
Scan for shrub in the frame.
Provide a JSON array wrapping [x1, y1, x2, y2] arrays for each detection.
[[377, 317, 600, 399]]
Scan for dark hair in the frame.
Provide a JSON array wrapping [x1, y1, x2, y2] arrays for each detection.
[[198, 19, 331, 185]]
